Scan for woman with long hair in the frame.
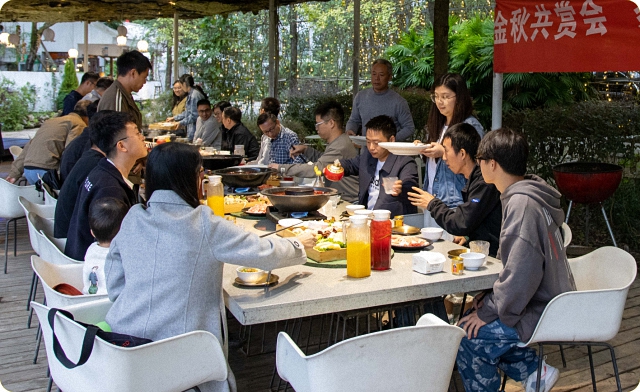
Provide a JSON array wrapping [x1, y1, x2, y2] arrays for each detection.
[[104, 143, 313, 392], [167, 74, 207, 141], [420, 73, 484, 209], [170, 80, 187, 117]]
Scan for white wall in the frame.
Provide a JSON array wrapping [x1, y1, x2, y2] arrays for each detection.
[[0, 71, 61, 112]]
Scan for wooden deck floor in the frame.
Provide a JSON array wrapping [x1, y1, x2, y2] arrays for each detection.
[[1, 161, 639, 391]]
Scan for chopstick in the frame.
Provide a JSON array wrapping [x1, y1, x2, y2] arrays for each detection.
[[259, 221, 305, 238]]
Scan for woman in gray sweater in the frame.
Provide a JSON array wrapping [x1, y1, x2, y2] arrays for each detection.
[[104, 143, 312, 392]]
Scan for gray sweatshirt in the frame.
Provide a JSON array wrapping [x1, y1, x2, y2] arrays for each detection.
[[345, 88, 415, 141], [477, 175, 576, 342]]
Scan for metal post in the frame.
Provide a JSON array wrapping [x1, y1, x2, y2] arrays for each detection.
[[173, 12, 179, 81], [492, 72, 503, 130], [83, 21, 89, 73], [268, 0, 279, 98], [352, 0, 361, 97]]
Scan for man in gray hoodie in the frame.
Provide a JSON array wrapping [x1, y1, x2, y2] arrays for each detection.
[[455, 128, 576, 392]]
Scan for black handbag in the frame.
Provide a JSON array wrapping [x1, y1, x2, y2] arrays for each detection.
[[48, 308, 152, 369]]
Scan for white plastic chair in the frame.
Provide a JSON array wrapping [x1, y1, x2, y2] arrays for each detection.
[[38, 231, 74, 267], [0, 178, 43, 273], [43, 185, 58, 206], [519, 247, 636, 392], [31, 255, 109, 364], [9, 145, 22, 161], [19, 196, 55, 220], [276, 313, 465, 392], [32, 299, 229, 392]]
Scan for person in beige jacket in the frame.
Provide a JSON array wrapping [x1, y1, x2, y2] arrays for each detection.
[[7, 100, 90, 185]]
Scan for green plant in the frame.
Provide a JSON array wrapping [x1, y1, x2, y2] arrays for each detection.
[[0, 77, 37, 131], [56, 58, 79, 111]]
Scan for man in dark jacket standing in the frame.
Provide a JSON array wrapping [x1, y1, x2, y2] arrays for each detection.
[[408, 123, 501, 256], [455, 128, 576, 392], [64, 112, 148, 260]]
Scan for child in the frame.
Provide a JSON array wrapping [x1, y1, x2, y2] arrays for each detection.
[[82, 197, 129, 295]]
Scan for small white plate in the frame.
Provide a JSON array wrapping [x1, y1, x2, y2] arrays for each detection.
[[349, 135, 367, 146], [378, 142, 428, 156]]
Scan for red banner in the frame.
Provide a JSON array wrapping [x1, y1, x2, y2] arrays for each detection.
[[494, 0, 640, 72]]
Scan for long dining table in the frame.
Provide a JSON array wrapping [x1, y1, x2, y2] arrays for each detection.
[[222, 214, 502, 326]]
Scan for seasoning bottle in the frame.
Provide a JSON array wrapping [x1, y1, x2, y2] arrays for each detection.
[[323, 159, 345, 182], [346, 215, 371, 278], [371, 209, 392, 270], [204, 175, 225, 217]]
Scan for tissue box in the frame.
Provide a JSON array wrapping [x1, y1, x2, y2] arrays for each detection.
[[412, 251, 445, 275]]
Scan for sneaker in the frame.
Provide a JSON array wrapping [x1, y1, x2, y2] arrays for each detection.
[[523, 357, 560, 392]]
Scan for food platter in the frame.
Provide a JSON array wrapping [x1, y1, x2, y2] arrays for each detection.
[[392, 225, 420, 236], [448, 248, 470, 258], [234, 274, 279, 287], [349, 135, 367, 147], [377, 142, 428, 156], [242, 205, 267, 217], [391, 235, 431, 251]]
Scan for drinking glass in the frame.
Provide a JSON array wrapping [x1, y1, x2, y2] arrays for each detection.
[[381, 176, 399, 195], [469, 240, 490, 256]]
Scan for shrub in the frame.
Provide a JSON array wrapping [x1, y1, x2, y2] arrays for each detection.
[[56, 59, 79, 111], [0, 77, 37, 131]]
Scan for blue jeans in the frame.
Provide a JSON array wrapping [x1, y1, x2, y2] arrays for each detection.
[[456, 317, 539, 391], [24, 168, 48, 185]]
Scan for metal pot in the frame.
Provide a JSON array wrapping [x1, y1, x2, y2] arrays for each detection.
[[261, 186, 338, 213], [552, 162, 623, 204], [202, 155, 244, 171], [212, 166, 277, 188]]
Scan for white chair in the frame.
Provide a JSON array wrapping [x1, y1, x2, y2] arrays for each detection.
[[276, 313, 465, 392], [19, 196, 55, 220], [25, 212, 57, 326], [519, 247, 636, 392], [9, 145, 22, 161], [38, 231, 74, 267], [43, 185, 58, 207], [0, 178, 43, 273], [631, 381, 640, 392], [31, 255, 108, 364], [31, 300, 229, 392]]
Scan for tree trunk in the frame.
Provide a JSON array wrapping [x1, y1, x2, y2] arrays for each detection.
[[289, 4, 298, 94], [25, 22, 54, 71], [165, 42, 172, 90], [433, 0, 449, 81]]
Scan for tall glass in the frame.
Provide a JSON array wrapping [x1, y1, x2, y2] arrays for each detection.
[[371, 211, 391, 270], [346, 215, 371, 278]]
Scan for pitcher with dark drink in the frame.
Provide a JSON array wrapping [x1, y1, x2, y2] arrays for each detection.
[[371, 209, 392, 270]]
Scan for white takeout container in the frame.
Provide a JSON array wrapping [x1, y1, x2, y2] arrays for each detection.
[[236, 267, 267, 283], [412, 251, 445, 275], [460, 252, 486, 270]]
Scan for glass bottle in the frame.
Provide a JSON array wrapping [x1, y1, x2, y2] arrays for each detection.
[[204, 175, 225, 217], [371, 209, 392, 270], [346, 215, 371, 278]]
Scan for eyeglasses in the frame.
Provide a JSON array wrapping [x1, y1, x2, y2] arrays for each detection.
[[113, 129, 143, 147], [314, 121, 326, 129], [262, 123, 278, 134], [430, 94, 456, 103]]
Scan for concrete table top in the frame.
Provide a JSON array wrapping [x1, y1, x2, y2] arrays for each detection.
[[223, 216, 502, 326]]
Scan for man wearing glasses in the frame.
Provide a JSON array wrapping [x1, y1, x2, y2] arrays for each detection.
[[345, 59, 415, 142], [254, 112, 305, 165], [64, 112, 148, 260], [270, 101, 359, 202], [62, 72, 100, 115], [193, 99, 221, 149], [339, 115, 418, 217]]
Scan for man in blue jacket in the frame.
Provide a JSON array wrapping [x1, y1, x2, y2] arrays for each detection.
[[64, 112, 148, 260], [339, 115, 418, 218]]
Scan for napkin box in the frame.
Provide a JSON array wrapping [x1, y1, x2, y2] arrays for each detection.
[[412, 251, 445, 275]]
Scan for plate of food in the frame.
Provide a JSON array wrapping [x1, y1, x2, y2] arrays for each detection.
[[377, 142, 429, 156], [243, 204, 268, 216], [391, 235, 431, 251]]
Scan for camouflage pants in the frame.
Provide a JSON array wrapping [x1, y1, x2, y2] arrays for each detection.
[[456, 317, 539, 391]]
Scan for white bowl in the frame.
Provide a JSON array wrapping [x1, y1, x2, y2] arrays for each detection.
[[460, 252, 486, 270], [278, 218, 304, 228], [346, 204, 365, 215], [236, 267, 267, 283], [279, 180, 295, 187], [420, 227, 443, 242]]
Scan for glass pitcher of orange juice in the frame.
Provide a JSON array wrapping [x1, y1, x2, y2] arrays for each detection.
[[346, 215, 371, 278], [203, 175, 225, 217]]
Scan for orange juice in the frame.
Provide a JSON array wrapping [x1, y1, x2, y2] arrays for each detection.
[[207, 194, 225, 217], [347, 241, 371, 278]]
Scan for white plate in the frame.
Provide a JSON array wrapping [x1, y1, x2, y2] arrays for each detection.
[[349, 135, 367, 146], [378, 142, 428, 156], [278, 218, 304, 228]]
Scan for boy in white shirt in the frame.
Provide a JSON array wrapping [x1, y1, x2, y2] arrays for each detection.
[[82, 197, 128, 295]]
